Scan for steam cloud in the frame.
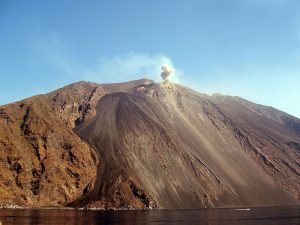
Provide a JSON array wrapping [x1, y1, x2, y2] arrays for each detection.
[[161, 65, 173, 81]]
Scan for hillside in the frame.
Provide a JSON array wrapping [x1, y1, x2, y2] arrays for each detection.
[[0, 79, 299, 209]]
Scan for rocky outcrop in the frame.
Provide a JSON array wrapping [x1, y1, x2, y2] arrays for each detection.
[[41, 81, 105, 128], [0, 99, 97, 207]]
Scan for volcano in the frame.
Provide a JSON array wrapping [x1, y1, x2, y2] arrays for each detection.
[[0, 79, 299, 209]]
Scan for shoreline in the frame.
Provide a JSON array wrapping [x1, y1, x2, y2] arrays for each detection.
[[0, 204, 298, 211]]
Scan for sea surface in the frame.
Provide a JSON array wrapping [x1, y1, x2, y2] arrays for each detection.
[[0, 206, 299, 225]]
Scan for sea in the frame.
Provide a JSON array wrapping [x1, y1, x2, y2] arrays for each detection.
[[0, 206, 299, 225]]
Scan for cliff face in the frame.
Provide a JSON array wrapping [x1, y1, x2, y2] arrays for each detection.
[[0, 79, 299, 209], [0, 81, 105, 207], [0, 99, 96, 207]]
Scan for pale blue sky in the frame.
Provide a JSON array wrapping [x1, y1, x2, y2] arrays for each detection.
[[0, 0, 300, 118]]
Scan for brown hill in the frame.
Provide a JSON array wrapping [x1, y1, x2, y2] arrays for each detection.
[[0, 79, 299, 209]]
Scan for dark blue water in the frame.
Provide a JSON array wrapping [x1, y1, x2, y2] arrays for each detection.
[[0, 206, 299, 225]]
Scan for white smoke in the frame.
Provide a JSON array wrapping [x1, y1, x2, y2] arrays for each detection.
[[83, 52, 183, 84]]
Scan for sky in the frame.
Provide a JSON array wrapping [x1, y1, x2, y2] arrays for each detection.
[[0, 0, 300, 118]]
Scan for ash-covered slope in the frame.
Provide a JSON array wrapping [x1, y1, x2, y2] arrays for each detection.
[[0, 79, 299, 209], [75, 83, 299, 208]]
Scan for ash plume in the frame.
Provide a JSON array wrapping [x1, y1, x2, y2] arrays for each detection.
[[161, 65, 173, 82]]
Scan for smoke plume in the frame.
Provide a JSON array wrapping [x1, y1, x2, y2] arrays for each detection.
[[161, 65, 173, 82]]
